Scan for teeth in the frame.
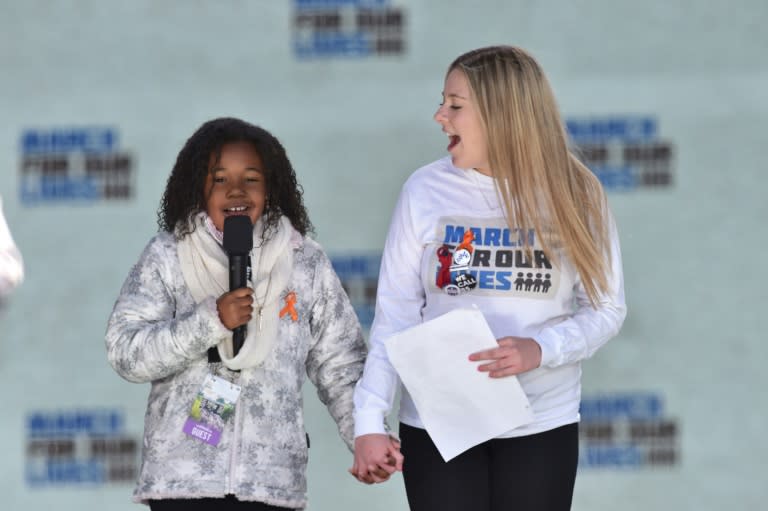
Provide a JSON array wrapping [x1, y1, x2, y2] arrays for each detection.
[[227, 206, 247, 212]]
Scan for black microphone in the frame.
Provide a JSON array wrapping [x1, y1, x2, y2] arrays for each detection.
[[223, 215, 253, 357]]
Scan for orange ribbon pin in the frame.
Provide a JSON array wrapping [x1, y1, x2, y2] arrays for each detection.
[[279, 291, 298, 321], [456, 230, 475, 253]]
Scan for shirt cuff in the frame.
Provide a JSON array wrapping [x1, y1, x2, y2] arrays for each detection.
[[354, 409, 388, 437], [534, 328, 563, 368]]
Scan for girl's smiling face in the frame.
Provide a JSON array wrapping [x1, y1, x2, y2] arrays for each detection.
[[204, 141, 267, 232], [433, 69, 491, 175]]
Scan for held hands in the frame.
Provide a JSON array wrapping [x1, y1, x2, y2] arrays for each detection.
[[469, 336, 542, 377], [349, 434, 404, 484], [216, 288, 254, 330]]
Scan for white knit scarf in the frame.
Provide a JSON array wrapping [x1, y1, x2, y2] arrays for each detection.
[[177, 212, 297, 370]]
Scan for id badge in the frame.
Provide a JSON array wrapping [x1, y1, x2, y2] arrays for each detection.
[[182, 374, 241, 446]]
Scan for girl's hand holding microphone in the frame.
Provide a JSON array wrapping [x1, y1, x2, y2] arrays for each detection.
[[216, 288, 254, 329]]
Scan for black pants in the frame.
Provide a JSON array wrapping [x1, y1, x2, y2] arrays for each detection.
[[149, 495, 293, 511], [399, 422, 578, 511]]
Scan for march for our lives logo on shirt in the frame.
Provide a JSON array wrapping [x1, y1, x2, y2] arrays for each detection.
[[430, 216, 562, 298]]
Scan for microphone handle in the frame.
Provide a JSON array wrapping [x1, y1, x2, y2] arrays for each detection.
[[232, 326, 246, 356], [229, 254, 251, 357]]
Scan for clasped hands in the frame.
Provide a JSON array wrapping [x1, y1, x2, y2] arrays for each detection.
[[349, 336, 541, 484], [349, 434, 403, 484]]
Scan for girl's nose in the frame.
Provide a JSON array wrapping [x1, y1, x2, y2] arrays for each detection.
[[433, 105, 447, 124], [226, 180, 247, 196]]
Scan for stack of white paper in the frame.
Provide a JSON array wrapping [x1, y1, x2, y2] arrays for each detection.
[[385, 307, 534, 461]]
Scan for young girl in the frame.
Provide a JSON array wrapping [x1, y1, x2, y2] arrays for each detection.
[[106, 117, 367, 510], [351, 46, 627, 510]]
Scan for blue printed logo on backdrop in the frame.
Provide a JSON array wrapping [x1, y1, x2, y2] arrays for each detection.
[[19, 127, 134, 205], [579, 392, 680, 469], [567, 117, 674, 192], [25, 409, 139, 486], [330, 254, 380, 329], [293, 0, 406, 59]]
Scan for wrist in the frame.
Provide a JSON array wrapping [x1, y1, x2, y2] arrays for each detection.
[[354, 409, 388, 438]]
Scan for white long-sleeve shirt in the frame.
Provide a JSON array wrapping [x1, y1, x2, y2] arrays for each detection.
[[0, 197, 24, 297], [353, 157, 626, 438]]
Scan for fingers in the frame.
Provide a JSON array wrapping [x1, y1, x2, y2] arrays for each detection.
[[469, 343, 515, 361], [471, 342, 519, 375], [349, 463, 391, 484], [359, 464, 395, 483], [228, 287, 254, 298], [470, 336, 522, 358], [229, 288, 255, 314], [373, 459, 397, 475], [350, 447, 378, 484], [348, 467, 374, 484], [350, 435, 404, 485], [367, 465, 392, 482], [216, 288, 254, 329], [471, 337, 541, 377], [468, 347, 500, 362], [349, 458, 371, 484], [387, 443, 405, 471], [486, 366, 520, 378], [471, 346, 511, 366], [475, 350, 524, 375], [477, 359, 516, 375]]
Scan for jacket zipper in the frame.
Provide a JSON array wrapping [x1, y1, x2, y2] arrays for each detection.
[[226, 375, 243, 495]]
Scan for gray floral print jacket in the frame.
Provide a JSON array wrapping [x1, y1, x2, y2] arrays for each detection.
[[105, 231, 366, 509]]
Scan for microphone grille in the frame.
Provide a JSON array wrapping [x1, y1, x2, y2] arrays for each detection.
[[223, 216, 253, 254]]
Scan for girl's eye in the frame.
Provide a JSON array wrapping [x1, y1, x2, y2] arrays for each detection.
[[450, 106, 462, 110]]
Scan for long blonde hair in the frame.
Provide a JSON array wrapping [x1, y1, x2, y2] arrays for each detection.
[[449, 45, 611, 306]]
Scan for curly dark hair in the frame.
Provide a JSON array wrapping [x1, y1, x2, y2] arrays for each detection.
[[158, 117, 313, 239]]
